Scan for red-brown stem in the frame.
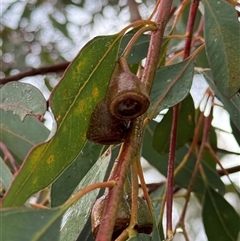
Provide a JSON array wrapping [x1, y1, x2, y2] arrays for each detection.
[[166, 1, 200, 238], [96, 117, 143, 241], [129, 158, 139, 228], [0, 142, 19, 172], [166, 105, 179, 238], [183, 0, 200, 58], [141, 0, 173, 93]]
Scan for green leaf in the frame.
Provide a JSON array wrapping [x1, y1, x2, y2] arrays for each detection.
[[203, 187, 240, 241], [51, 141, 105, 207], [3, 33, 123, 207], [152, 95, 195, 154], [203, 0, 240, 97], [0, 148, 111, 241], [0, 81, 46, 121], [0, 208, 63, 241], [150, 184, 165, 241], [0, 157, 14, 191], [60, 148, 112, 241], [201, 70, 240, 131], [142, 120, 161, 164], [0, 110, 50, 161], [76, 217, 95, 241], [149, 58, 194, 117]]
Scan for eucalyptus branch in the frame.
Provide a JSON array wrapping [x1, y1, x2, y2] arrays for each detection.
[[0, 62, 70, 84], [166, 104, 179, 239], [96, 117, 143, 241], [178, 113, 212, 227], [141, 0, 173, 93]]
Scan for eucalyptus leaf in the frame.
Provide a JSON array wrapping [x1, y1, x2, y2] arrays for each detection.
[[149, 58, 194, 117], [201, 70, 240, 131], [0, 110, 50, 161], [3, 33, 123, 207], [0, 81, 46, 121], [51, 141, 105, 207], [0, 208, 63, 241], [60, 148, 112, 241], [0, 157, 14, 191], [203, 187, 240, 241], [152, 95, 195, 154], [203, 0, 240, 97]]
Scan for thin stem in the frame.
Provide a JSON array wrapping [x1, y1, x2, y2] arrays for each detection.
[[0, 142, 19, 173], [96, 117, 143, 241], [0, 62, 70, 84], [166, 104, 179, 239], [121, 24, 157, 60], [205, 143, 240, 192], [174, 112, 204, 176], [65, 181, 116, 208], [136, 157, 154, 218], [178, 113, 212, 225], [183, 0, 201, 59], [129, 158, 139, 228], [169, 0, 190, 34]]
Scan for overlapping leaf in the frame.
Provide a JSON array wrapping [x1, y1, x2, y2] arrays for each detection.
[[203, 187, 240, 241], [0, 149, 111, 241], [0, 81, 46, 121], [60, 148, 112, 241], [203, 0, 240, 97], [51, 141, 105, 207], [201, 70, 240, 131], [0, 110, 50, 161], [0, 157, 14, 191], [149, 58, 194, 117], [3, 33, 123, 207], [152, 95, 195, 154]]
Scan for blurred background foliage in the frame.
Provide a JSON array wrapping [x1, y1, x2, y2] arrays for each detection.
[[1, 0, 157, 78]]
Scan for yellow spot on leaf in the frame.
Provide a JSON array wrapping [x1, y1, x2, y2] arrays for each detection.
[[47, 155, 54, 164], [92, 87, 99, 99], [78, 99, 85, 113]]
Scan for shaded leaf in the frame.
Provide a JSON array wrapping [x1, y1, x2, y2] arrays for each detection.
[[51, 141, 105, 207], [0, 81, 46, 121], [0, 148, 111, 241], [203, 187, 240, 241], [3, 33, 123, 207], [0, 110, 50, 161], [201, 70, 240, 131], [203, 0, 240, 97], [0, 208, 63, 241], [150, 184, 166, 241], [149, 58, 194, 117], [142, 120, 161, 164], [76, 217, 95, 241], [60, 148, 112, 241], [152, 95, 195, 154], [0, 157, 14, 191]]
